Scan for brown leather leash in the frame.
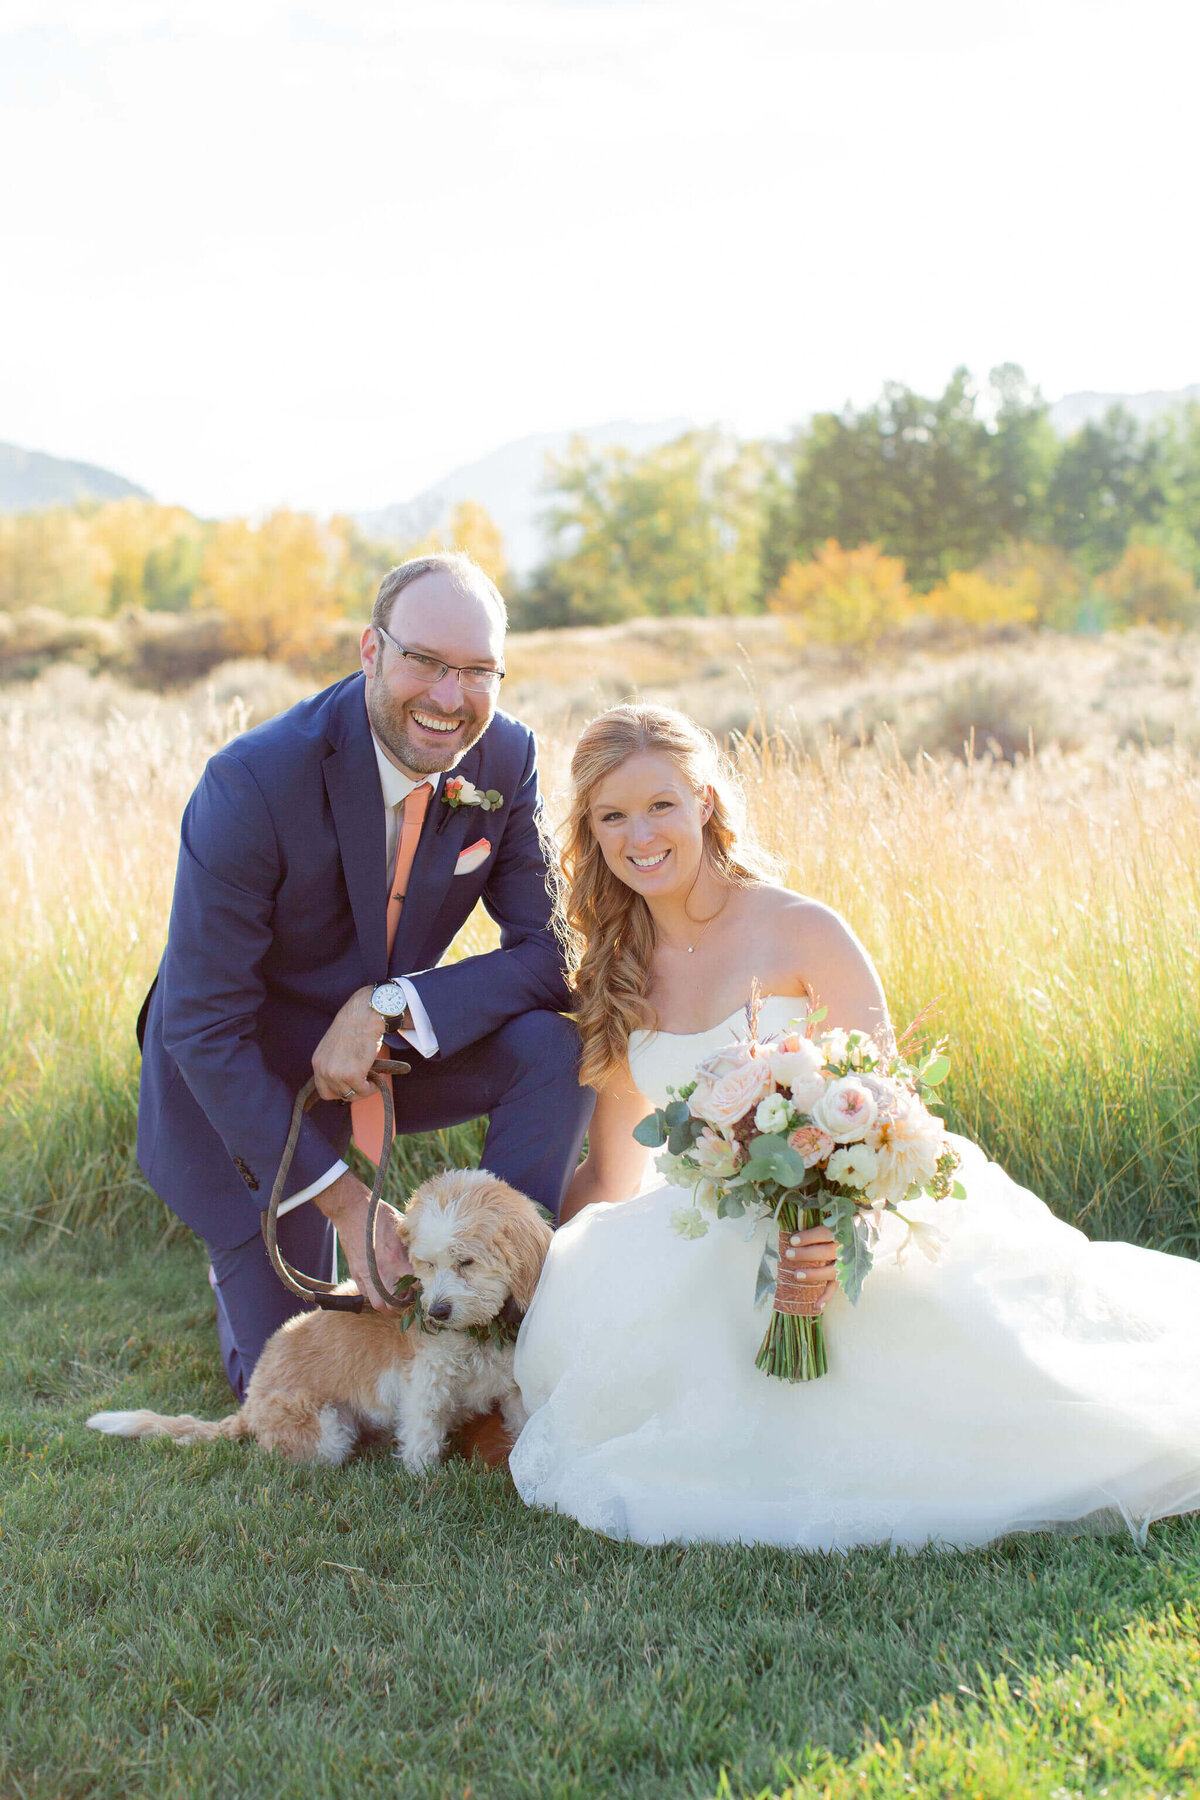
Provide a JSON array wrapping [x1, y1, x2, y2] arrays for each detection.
[[262, 1056, 413, 1315]]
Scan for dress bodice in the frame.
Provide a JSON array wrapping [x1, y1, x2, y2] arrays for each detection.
[[627, 995, 808, 1109]]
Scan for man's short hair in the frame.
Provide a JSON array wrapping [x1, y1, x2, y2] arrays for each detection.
[[370, 552, 508, 635]]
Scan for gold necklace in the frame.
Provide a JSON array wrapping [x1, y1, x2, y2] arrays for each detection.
[[660, 896, 728, 955]]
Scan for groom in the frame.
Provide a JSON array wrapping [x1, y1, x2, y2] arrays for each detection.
[[138, 552, 594, 1399]]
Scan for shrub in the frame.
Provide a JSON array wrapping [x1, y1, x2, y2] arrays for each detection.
[[767, 540, 910, 650], [917, 568, 1037, 630], [1097, 543, 1199, 629]]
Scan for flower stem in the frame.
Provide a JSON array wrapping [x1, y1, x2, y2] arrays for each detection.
[[755, 1200, 828, 1381]]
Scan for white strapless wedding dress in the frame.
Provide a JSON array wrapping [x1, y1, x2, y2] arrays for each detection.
[[510, 998, 1200, 1550]]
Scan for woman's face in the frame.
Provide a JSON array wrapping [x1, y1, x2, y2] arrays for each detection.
[[587, 750, 714, 901]]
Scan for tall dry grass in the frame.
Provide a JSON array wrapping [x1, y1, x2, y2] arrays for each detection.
[[2, 666, 1198, 1251]]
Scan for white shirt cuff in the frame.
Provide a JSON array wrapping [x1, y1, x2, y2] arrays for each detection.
[[397, 978, 438, 1057], [276, 1159, 349, 1217]]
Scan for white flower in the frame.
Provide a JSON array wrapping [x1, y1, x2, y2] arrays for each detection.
[[809, 1076, 878, 1143], [767, 1037, 826, 1111], [864, 1093, 946, 1201], [654, 1150, 692, 1184], [819, 1028, 850, 1065], [671, 1207, 709, 1240], [895, 1215, 949, 1266], [826, 1143, 879, 1189], [754, 1092, 792, 1135]]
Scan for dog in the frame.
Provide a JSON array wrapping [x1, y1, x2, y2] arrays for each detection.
[[87, 1169, 552, 1472]]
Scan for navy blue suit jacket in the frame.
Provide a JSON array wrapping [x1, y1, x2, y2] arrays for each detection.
[[138, 673, 569, 1247]]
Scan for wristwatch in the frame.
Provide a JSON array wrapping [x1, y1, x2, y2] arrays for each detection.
[[370, 981, 410, 1030]]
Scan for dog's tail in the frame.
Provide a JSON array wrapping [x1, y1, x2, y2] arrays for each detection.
[[86, 1407, 250, 1447]]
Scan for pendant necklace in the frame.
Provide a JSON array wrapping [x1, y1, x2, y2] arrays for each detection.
[[665, 896, 728, 955]]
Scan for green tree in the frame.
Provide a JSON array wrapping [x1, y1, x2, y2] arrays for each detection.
[[767, 366, 1056, 592], [1046, 406, 1167, 572], [535, 431, 766, 625]]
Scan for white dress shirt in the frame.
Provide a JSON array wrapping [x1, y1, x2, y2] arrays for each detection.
[[278, 738, 442, 1213]]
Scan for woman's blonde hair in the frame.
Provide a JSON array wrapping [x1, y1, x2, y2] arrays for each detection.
[[562, 703, 776, 1090]]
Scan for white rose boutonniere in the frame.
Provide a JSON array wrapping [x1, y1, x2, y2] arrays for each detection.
[[443, 777, 504, 812]]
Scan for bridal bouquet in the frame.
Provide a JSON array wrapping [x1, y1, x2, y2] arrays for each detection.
[[634, 994, 964, 1382]]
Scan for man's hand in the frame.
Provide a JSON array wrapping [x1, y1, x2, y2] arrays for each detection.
[[312, 986, 386, 1103], [314, 1168, 414, 1313]]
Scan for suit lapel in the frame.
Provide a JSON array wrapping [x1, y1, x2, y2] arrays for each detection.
[[390, 742, 484, 974], [323, 683, 388, 984]]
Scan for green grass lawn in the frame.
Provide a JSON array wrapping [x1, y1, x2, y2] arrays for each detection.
[[5, 1221, 1200, 1800]]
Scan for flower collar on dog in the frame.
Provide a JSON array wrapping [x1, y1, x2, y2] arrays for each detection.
[[443, 776, 504, 813]]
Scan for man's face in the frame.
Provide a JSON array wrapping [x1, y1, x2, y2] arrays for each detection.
[[360, 573, 505, 776]]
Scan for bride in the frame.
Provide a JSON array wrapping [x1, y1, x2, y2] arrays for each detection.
[[510, 703, 1200, 1550]]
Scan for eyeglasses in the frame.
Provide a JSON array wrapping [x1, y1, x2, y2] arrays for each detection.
[[375, 626, 505, 696]]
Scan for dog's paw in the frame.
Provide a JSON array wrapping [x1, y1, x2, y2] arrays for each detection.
[[394, 1438, 444, 1476]]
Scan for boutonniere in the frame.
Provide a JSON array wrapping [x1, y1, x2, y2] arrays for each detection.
[[443, 776, 504, 813]]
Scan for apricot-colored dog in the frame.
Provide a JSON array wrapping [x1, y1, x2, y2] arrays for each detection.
[[88, 1170, 551, 1471]]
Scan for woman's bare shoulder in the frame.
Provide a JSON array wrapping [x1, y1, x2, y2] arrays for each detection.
[[746, 884, 863, 944]]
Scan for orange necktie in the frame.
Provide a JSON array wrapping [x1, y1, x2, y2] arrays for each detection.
[[352, 781, 431, 1163]]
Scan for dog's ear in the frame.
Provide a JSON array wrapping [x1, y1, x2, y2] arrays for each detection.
[[490, 1186, 553, 1313]]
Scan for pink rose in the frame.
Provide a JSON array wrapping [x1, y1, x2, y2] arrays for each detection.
[[687, 1039, 759, 1124], [809, 1076, 877, 1143], [787, 1124, 835, 1167], [694, 1058, 775, 1133]]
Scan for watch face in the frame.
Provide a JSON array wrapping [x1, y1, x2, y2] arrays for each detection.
[[371, 981, 407, 1019]]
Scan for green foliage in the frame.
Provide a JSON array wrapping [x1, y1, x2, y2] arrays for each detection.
[[535, 430, 767, 625], [1047, 405, 1168, 572], [769, 365, 1057, 591]]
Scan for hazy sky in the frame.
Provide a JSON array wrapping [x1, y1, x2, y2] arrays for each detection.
[[2, 0, 1197, 517]]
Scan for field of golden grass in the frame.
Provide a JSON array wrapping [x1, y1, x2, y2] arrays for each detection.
[[2, 631, 1198, 1252]]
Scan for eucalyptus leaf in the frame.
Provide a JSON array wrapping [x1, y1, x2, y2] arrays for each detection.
[[667, 1120, 695, 1155], [633, 1110, 667, 1147], [754, 1244, 778, 1308], [664, 1100, 691, 1127], [716, 1193, 746, 1219]]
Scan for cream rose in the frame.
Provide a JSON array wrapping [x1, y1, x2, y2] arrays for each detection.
[[694, 1057, 774, 1132], [809, 1076, 877, 1143], [687, 1040, 758, 1124], [768, 1037, 826, 1111]]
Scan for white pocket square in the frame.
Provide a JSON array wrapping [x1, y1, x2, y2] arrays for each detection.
[[454, 837, 492, 876]]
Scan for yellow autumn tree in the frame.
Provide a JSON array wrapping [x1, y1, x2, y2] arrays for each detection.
[[767, 540, 910, 649], [406, 499, 509, 592], [194, 509, 353, 661], [0, 508, 114, 614]]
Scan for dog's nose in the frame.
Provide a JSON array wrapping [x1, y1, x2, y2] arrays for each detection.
[[427, 1300, 453, 1322]]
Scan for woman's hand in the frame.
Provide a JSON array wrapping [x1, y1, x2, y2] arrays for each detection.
[[781, 1223, 839, 1313]]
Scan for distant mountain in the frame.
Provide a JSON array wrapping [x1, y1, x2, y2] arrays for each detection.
[[1048, 385, 1200, 436], [0, 440, 151, 513], [356, 418, 690, 575]]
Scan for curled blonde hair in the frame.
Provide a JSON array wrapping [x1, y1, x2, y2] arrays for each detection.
[[562, 704, 776, 1090]]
